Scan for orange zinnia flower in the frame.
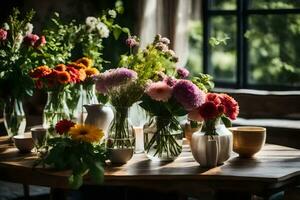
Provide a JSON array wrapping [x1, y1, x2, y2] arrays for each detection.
[[57, 71, 71, 84], [30, 66, 52, 79], [55, 64, 67, 71], [76, 57, 93, 68], [78, 69, 87, 81], [85, 68, 99, 77], [68, 62, 86, 70]]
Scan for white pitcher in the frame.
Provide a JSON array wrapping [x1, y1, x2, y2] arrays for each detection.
[[84, 104, 114, 138]]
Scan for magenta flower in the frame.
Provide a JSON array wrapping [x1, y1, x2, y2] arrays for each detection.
[[24, 33, 39, 46], [176, 67, 189, 79], [146, 81, 172, 102], [0, 29, 7, 41], [172, 80, 206, 111]]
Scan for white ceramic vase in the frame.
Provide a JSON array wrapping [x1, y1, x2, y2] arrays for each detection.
[[84, 104, 114, 138], [191, 123, 232, 167]]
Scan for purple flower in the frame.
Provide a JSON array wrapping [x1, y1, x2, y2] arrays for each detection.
[[126, 36, 139, 48], [95, 68, 137, 94], [0, 28, 7, 41], [176, 67, 190, 79], [155, 42, 168, 52], [173, 80, 206, 111]]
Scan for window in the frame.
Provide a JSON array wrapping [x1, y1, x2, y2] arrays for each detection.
[[197, 0, 300, 90]]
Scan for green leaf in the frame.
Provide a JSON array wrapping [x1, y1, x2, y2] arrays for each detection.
[[113, 26, 122, 39], [88, 162, 104, 184], [221, 116, 232, 127], [68, 174, 83, 189]]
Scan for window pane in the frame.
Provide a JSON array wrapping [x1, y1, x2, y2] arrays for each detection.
[[210, 16, 237, 83], [249, 0, 300, 9], [247, 14, 300, 86], [187, 20, 202, 76], [210, 0, 236, 10]]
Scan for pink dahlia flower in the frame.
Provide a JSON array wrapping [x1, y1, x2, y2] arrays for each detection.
[[146, 81, 172, 102], [173, 80, 206, 111], [219, 93, 239, 120], [24, 33, 39, 46]]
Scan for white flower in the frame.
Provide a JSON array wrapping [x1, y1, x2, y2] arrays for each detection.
[[24, 23, 33, 35], [3, 23, 9, 30], [85, 16, 98, 32], [108, 10, 117, 18], [96, 22, 109, 38], [15, 33, 24, 50]]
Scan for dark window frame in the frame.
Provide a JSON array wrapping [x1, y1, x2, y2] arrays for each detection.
[[202, 0, 300, 91]]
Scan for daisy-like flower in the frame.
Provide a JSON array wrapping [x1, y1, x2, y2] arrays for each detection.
[[55, 119, 75, 135], [173, 80, 206, 111], [146, 81, 172, 102], [96, 22, 109, 38], [57, 71, 71, 84], [68, 62, 87, 70], [85, 68, 99, 77], [76, 57, 93, 68], [69, 124, 104, 143]]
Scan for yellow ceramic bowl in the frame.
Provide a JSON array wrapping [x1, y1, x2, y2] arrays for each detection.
[[229, 126, 266, 158]]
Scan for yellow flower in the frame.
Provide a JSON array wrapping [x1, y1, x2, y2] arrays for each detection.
[[76, 57, 93, 68], [69, 124, 104, 143], [85, 68, 99, 77]]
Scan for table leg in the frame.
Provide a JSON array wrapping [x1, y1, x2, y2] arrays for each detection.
[[23, 184, 30, 200]]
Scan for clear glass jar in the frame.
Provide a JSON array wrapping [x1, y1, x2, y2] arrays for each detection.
[[106, 106, 134, 164], [3, 97, 26, 137], [75, 84, 98, 123], [144, 116, 183, 161], [43, 90, 70, 133]]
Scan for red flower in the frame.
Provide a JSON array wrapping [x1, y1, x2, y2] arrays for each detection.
[[55, 119, 75, 135], [66, 66, 81, 83], [219, 94, 239, 120], [198, 101, 219, 120], [206, 93, 222, 105], [30, 66, 52, 79]]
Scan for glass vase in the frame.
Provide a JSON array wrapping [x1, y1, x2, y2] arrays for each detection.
[[106, 106, 134, 164], [67, 84, 81, 121], [75, 84, 98, 123], [144, 116, 183, 161], [3, 97, 26, 137], [43, 90, 70, 133]]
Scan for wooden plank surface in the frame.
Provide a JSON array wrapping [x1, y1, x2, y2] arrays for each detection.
[[0, 143, 300, 196]]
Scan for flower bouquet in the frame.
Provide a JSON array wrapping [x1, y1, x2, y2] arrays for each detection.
[[189, 92, 239, 167], [0, 8, 46, 136], [29, 64, 85, 131], [38, 119, 106, 189]]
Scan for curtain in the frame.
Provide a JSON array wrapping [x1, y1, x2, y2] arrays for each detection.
[[138, 0, 202, 67]]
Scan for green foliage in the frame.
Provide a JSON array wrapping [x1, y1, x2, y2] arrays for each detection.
[[191, 73, 214, 93], [41, 137, 107, 189], [0, 8, 39, 100], [209, 34, 230, 47]]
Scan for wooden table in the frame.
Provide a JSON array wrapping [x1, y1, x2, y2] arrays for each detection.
[[0, 141, 300, 200]]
